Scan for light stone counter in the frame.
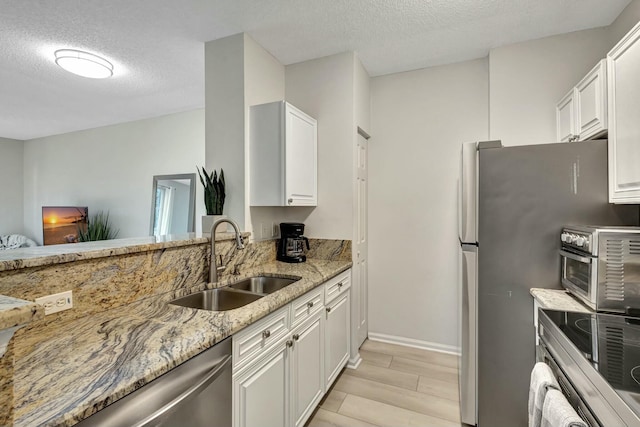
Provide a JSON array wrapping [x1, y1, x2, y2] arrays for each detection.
[[12, 258, 352, 427], [0, 296, 43, 331], [0, 232, 247, 272], [0, 296, 44, 426], [530, 288, 593, 313]]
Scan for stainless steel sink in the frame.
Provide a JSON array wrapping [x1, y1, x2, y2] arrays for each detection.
[[170, 288, 263, 311], [229, 276, 299, 295]]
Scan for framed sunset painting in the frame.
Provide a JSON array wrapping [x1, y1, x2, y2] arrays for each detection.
[[42, 206, 88, 245]]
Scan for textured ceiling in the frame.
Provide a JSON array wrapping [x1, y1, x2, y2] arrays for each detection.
[[0, 0, 630, 140]]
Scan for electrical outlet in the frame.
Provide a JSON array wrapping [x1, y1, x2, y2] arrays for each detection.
[[272, 222, 279, 238], [35, 290, 73, 315], [261, 222, 270, 239]]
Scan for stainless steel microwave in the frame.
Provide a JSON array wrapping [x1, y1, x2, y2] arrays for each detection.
[[561, 225, 640, 313]]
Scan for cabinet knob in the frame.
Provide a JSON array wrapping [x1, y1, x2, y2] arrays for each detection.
[[262, 330, 271, 339], [286, 340, 294, 348], [288, 198, 293, 205], [326, 307, 332, 313], [307, 301, 314, 308], [338, 282, 343, 288], [293, 334, 300, 341]]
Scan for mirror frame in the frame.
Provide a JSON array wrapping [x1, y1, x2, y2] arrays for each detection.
[[150, 173, 197, 236]]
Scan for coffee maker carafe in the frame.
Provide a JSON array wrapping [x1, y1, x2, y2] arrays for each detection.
[[277, 222, 309, 263]]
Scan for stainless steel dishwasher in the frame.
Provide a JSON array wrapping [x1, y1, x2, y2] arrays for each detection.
[[75, 337, 232, 427]]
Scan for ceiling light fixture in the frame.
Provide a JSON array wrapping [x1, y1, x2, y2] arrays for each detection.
[[54, 49, 113, 79]]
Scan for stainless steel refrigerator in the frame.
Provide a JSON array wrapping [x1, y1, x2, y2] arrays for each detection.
[[458, 140, 638, 427]]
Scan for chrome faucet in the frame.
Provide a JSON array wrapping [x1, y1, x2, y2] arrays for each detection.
[[210, 218, 245, 283]]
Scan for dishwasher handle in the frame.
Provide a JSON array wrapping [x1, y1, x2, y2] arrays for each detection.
[[133, 354, 232, 427]]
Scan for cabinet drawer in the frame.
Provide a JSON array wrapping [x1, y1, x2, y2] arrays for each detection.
[[324, 271, 351, 304], [290, 286, 323, 329], [233, 306, 290, 371]]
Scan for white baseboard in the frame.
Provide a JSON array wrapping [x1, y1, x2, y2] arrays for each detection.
[[346, 354, 362, 370], [367, 332, 461, 356]]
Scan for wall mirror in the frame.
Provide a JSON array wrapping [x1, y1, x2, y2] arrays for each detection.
[[150, 174, 197, 236]]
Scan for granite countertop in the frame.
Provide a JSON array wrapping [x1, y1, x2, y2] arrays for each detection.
[[12, 258, 352, 427], [0, 232, 248, 272], [0, 296, 43, 331], [530, 288, 593, 313]]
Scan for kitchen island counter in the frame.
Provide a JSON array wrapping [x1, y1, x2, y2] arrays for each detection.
[[12, 258, 351, 427]]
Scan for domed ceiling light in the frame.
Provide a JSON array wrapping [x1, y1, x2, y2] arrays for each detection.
[[54, 49, 113, 79]]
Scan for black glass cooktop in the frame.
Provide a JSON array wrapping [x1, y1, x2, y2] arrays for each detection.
[[543, 309, 640, 415]]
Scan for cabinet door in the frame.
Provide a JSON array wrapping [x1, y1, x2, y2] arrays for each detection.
[[325, 293, 350, 388], [576, 59, 607, 141], [285, 104, 317, 206], [608, 22, 640, 203], [291, 313, 324, 427], [234, 343, 289, 427], [556, 89, 576, 142]]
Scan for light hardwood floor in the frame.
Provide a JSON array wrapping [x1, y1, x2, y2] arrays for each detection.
[[307, 339, 462, 427]]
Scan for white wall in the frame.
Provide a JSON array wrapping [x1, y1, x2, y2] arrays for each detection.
[[205, 34, 246, 228], [244, 34, 289, 240], [370, 58, 489, 350], [489, 27, 611, 146], [609, 0, 640, 48], [354, 54, 371, 133], [205, 33, 291, 238], [0, 137, 25, 236], [23, 110, 205, 244], [284, 52, 356, 239]]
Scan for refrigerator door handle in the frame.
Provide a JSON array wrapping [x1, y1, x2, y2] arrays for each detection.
[[460, 246, 477, 426], [460, 143, 478, 243]]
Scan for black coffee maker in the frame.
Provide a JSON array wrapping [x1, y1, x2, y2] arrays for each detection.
[[277, 222, 310, 263]]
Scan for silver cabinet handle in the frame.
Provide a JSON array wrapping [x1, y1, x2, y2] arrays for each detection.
[[288, 198, 293, 204], [262, 330, 271, 339], [293, 334, 300, 341], [286, 340, 293, 348], [307, 301, 314, 308]]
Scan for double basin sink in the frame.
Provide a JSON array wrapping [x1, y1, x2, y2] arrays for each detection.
[[170, 276, 300, 311]]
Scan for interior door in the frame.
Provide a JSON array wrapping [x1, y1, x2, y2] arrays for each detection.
[[355, 131, 369, 347]]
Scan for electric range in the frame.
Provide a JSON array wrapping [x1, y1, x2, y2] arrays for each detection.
[[538, 308, 640, 426]]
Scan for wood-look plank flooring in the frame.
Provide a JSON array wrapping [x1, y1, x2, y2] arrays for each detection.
[[307, 339, 462, 427]]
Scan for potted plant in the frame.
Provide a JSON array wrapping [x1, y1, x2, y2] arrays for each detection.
[[198, 167, 227, 234], [77, 211, 119, 242]]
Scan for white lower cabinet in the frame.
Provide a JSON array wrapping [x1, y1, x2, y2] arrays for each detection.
[[291, 312, 324, 427], [325, 291, 350, 387], [233, 341, 289, 427], [232, 269, 352, 427]]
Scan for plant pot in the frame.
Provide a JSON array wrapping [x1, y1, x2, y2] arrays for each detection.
[[202, 215, 231, 235]]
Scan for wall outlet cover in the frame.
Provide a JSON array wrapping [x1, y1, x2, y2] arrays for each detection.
[[35, 290, 73, 315]]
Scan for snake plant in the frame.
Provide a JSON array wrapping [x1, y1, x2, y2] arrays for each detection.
[[198, 167, 225, 215], [77, 211, 119, 242]]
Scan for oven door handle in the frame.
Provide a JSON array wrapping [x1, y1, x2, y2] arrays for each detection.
[[560, 250, 592, 264]]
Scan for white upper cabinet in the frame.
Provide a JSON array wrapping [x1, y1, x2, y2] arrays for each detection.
[[556, 89, 576, 142], [556, 60, 607, 143], [250, 101, 318, 207], [608, 22, 640, 203]]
